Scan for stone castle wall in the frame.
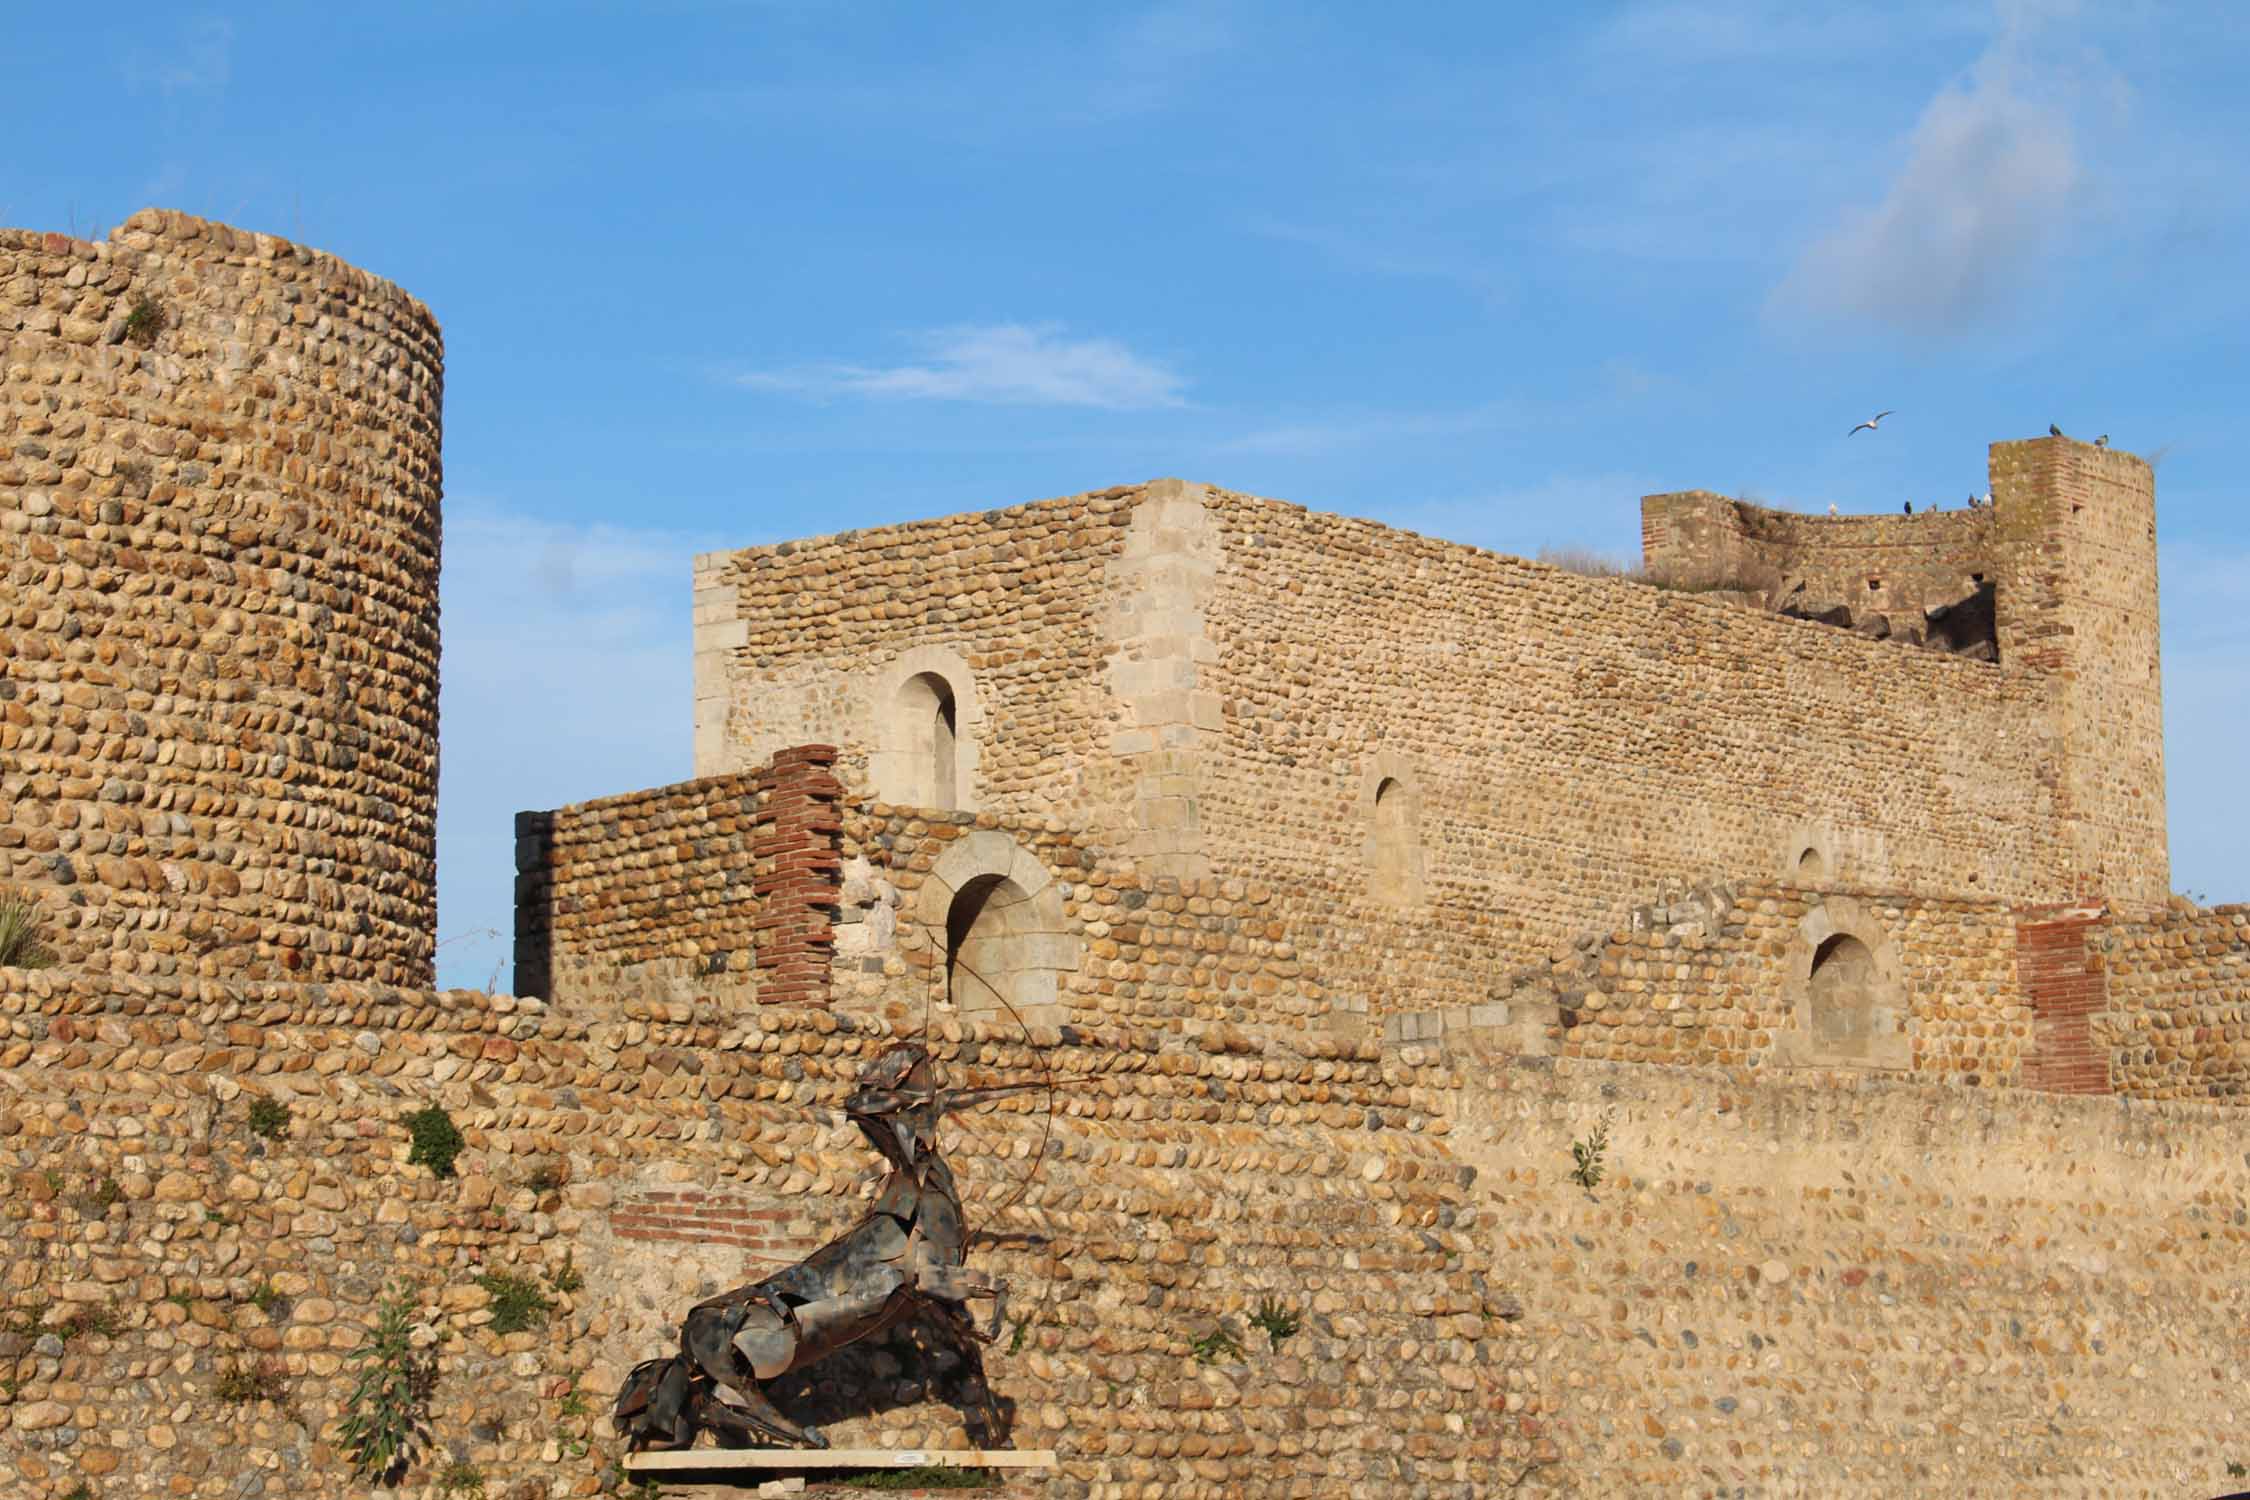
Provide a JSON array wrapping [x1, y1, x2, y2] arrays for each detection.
[[0, 209, 444, 985], [698, 454, 2165, 1008], [6, 946, 2248, 1497]]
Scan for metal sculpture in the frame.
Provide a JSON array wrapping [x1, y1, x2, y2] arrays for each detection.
[[612, 1043, 1039, 1450]]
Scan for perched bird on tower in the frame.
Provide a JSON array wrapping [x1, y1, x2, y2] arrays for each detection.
[[2094, 434, 2110, 448], [1903, 501, 1913, 514], [2050, 423, 2065, 437]]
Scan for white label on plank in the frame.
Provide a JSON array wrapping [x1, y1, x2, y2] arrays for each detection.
[[893, 1451, 927, 1466]]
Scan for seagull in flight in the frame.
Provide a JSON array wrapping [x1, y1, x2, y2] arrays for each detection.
[[1848, 410, 1895, 436]]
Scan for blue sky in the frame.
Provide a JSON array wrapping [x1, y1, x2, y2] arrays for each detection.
[[10, 2, 2244, 987]]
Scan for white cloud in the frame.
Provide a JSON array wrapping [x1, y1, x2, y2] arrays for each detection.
[[739, 324, 1188, 410], [1770, 4, 2108, 333], [1212, 400, 1524, 460], [434, 502, 738, 990]]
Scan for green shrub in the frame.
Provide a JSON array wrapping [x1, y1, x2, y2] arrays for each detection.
[[215, 1358, 290, 1405], [1188, 1324, 1244, 1364], [338, 1282, 436, 1483], [1249, 1296, 1300, 1349], [437, 1459, 487, 1497], [247, 1096, 291, 1141], [404, 1105, 464, 1178], [0, 891, 56, 969], [476, 1270, 553, 1335], [1570, 1108, 1614, 1192], [121, 295, 167, 348]]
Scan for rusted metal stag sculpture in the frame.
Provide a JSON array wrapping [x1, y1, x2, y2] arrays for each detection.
[[613, 1043, 1039, 1450]]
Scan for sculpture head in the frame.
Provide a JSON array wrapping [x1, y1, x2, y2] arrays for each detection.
[[842, 1043, 1044, 1168]]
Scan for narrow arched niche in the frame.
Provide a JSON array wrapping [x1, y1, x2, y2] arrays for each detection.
[[1796, 847, 1829, 881], [1806, 933, 1877, 1057], [1371, 777, 1416, 902], [892, 670, 961, 811]]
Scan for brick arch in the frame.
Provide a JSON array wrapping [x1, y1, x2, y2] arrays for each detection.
[[1775, 897, 1911, 1070], [913, 831, 1077, 1023]]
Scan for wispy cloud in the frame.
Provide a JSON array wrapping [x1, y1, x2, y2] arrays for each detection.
[[738, 324, 1189, 410], [435, 502, 738, 990], [1770, 2, 2115, 334], [1210, 399, 1524, 459], [123, 16, 233, 98]]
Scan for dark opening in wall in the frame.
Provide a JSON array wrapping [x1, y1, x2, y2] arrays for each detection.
[[945, 872, 1030, 1015], [896, 671, 960, 811]]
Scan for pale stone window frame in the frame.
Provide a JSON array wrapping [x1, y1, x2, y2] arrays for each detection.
[[912, 830, 1079, 1026], [869, 646, 983, 813], [1773, 896, 1912, 1070], [1362, 753, 1427, 906], [1783, 820, 1838, 884]]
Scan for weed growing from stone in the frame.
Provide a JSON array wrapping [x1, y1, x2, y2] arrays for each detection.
[[245, 1281, 285, 1317], [57, 1301, 124, 1341], [215, 1359, 291, 1406], [165, 1291, 194, 1312], [437, 1459, 488, 1497], [1006, 1316, 1029, 1356], [557, 1386, 593, 1460], [405, 1104, 465, 1178], [64, 1484, 93, 1500], [338, 1281, 437, 1483], [1250, 1296, 1300, 1350], [76, 1176, 124, 1217], [247, 1097, 290, 1141], [476, 1270, 553, 1335], [121, 296, 167, 348], [4, 1298, 49, 1337], [1570, 1108, 1614, 1192], [523, 1160, 567, 1194], [2229, 1459, 2247, 1479], [0, 892, 56, 969], [547, 1252, 583, 1295], [1188, 1324, 1244, 1364]]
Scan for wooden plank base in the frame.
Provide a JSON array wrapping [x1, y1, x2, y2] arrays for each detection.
[[625, 1448, 1057, 1473]]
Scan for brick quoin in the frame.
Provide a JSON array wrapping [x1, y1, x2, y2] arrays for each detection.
[[752, 745, 844, 1006], [2016, 903, 2113, 1095]]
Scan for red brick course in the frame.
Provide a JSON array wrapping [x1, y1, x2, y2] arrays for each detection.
[[2017, 904, 2112, 1095]]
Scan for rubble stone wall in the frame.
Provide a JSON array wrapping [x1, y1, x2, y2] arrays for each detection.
[[2099, 903, 2250, 1102], [7, 955, 2249, 1498], [0, 209, 444, 985], [1451, 1051, 2250, 1498], [1191, 484, 2060, 995], [0, 965, 1527, 1500]]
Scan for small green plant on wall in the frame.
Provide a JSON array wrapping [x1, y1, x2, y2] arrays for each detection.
[[1570, 1107, 1615, 1192], [404, 1104, 464, 1178], [121, 295, 167, 347], [1188, 1323, 1244, 1364], [436, 1459, 487, 1498], [1249, 1296, 1300, 1350], [475, 1270, 553, 1335], [247, 1096, 290, 1141], [0, 890, 56, 969], [215, 1358, 291, 1407], [338, 1282, 437, 1483]]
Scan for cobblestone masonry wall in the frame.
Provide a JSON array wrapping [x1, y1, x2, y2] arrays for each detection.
[[1190, 484, 2061, 997], [0, 209, 444, 985], [2099, 903, 2250, 1101], [6, 956, 2249, 1497], [696, 486, 1148, 844], [0, 966, 1529, 1500], [706, 453, 2162, 1016], [513, 747, 843, 1012], [1450, 1051, 2250, 1498]]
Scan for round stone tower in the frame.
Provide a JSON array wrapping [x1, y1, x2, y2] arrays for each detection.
[[0, 208, 443, 984]]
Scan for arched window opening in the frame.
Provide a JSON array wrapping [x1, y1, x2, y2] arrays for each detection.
[[1807, 933, 1877, 1060], [946, 872, 1031, 1017], [1370, 776, 1417, 903], [896, 671, 960, 811]]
